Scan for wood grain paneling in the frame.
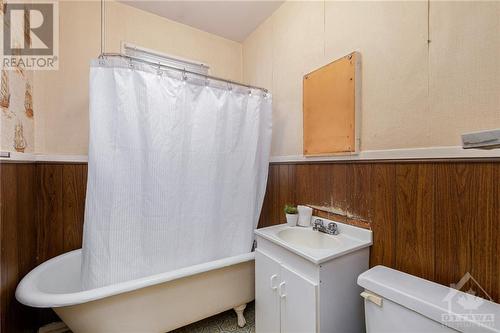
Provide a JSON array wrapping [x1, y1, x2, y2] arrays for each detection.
[[262, 160, 500, 303], [370, 163, 396, 267], [1, 160, 499, 333], [468, 163, 495, 301], [395, 163, 435, 280], [434, 164, 473, 288], [295, 163, 348, 222], [1, 163, 87, 333], [62, 165, 87, 252], [14, 164, 37, 333], [1, 164, 19, 333], [0, 163, 37, 333], [259, 164, 296, 228], [36, 164, 64, 264], [346, 164, 372, 228], [495, 165, 500, 302]]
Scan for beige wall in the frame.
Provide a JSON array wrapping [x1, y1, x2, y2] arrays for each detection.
[[32, 1, 500, 156], [243, 1, 500, 156], [34, 0, 242, 155]]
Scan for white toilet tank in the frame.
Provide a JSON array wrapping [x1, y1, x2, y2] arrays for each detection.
[[358, 266, 500, 333]]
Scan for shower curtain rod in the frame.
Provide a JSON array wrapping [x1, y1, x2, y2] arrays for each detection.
[[98, 53, 269, 93]]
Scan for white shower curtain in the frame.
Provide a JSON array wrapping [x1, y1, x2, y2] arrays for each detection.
[[81, 58, 272, 290]]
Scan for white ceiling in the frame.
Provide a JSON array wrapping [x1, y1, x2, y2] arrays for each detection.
[[120, 1, 284, 42]]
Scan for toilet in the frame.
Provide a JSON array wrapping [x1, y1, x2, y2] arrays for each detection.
[[358, 266, 500, 333]]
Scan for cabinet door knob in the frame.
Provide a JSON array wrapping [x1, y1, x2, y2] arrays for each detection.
[[278, 281, 286, 299], [270, 274, 278, 290]]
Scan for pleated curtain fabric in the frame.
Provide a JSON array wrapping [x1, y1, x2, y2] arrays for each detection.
[[81, 59, 272, 289]]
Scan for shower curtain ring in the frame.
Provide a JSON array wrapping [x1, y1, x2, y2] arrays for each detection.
[[157, 62, 162, 76], [182, 69, 188, 81]]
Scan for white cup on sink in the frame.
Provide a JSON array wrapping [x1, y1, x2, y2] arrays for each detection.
[[297, 205, 313, 227]]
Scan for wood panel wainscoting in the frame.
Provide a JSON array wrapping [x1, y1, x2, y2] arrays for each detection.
[[0, 160, 499, 332], [259, 161, 500, 303], [0, 163, 87, 333]]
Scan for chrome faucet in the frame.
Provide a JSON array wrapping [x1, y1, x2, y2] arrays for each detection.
[[312, 218, 339, 235]]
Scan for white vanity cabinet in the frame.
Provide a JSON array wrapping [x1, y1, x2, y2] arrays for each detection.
[[256, 249, 318, 333], [254, 219, 372, 333]]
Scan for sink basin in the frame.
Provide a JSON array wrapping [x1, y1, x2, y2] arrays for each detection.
[[277, 228, 340, 249], [255, 218, 372, 264]]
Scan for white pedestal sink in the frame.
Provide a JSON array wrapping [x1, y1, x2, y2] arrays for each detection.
[[254, 217, 372, 333]]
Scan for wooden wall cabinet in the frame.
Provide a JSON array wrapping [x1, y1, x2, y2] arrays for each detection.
[[303, 52, 361, 156]]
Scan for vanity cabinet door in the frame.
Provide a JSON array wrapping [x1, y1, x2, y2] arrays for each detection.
[[256, 249, 282, 333], [279, 264, 318, 333]]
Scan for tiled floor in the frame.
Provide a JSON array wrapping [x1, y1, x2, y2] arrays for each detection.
[[171, 302, 255, 333]]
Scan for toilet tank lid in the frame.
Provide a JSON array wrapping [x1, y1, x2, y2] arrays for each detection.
[[358, 266, 500, 333]]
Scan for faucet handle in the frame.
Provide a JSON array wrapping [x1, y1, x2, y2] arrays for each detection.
[[312, 218, 323, 230], [327, 222, 339, 235]]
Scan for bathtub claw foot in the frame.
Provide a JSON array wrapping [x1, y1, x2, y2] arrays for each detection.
[[233, 303, 247, 327]]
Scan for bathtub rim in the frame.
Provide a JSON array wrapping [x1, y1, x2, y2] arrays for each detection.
[[15, 249, 255, 308]]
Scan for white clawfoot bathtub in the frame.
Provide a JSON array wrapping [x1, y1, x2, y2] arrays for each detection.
[[16, 249, 255, 333]]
